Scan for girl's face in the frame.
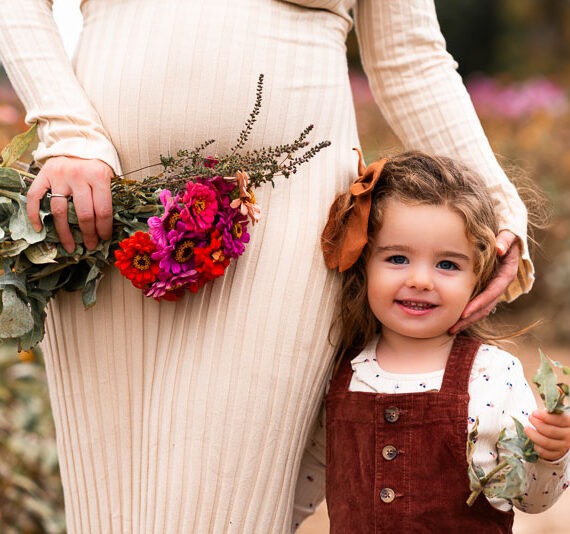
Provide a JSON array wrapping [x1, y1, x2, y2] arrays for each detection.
[[366, 199, 478, 344]]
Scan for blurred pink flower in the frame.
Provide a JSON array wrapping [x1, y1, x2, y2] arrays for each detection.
[[467, 75, 568, 119]]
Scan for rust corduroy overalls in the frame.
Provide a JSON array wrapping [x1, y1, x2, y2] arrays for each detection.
[[325, 336, 514, 533]]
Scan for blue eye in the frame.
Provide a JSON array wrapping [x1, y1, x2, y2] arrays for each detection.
[[388, 255, 408, 265], [437, 260, 458, 270]]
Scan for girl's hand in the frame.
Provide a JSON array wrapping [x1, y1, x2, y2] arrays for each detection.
[[449, 230, 520, 334], [26, 156, 114, 253], [525, 409, 570, 461]]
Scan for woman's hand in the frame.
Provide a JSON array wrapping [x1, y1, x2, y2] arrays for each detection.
[[525, 410, 570, 461], [26, 156, 114, 253], [450, 230, 520, 334]]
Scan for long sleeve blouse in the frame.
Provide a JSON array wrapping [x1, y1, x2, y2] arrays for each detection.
[[0, 0, 533, 300], [293, 342, 570, 528]]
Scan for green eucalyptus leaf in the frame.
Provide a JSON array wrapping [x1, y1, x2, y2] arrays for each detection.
[[483, 456, 527, 500], [498, 417, 538, 463], [0, 167, 25, 190], [533, 350, 569, 414], [0, 286, 34, 338], [0, 270, 29, 294], [551, 360, 570, 375], [9, 194, 46, 244], [81, 262, 103, 308], [16, 289, 49, 350], [0, 197, 15, 239], [0, 238, 30, 257], [24, 242, 58, 264], [0, 124, 37, 168]]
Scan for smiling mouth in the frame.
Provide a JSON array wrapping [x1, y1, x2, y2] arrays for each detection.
[[397, 300, 437, 311]]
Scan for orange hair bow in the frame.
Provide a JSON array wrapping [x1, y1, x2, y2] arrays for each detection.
[[322, 148, 388, 272]]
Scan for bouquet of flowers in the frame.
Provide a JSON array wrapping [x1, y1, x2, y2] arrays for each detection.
[[0, 75, 330, 350]]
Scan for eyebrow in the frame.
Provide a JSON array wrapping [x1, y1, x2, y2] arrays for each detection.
[[375, 245, 472, 262]]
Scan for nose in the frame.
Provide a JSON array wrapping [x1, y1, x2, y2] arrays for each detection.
[[405, 264, 434, 291]]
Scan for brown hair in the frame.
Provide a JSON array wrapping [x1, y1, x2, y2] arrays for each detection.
[[327, 150, 502, 358]]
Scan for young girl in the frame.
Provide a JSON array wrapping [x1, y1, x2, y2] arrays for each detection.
[[316, 151, 570, 532]]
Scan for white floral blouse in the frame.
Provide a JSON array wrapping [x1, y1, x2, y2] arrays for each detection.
[[293, 340, 569, 528]]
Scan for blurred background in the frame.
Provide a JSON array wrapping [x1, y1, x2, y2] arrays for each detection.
[[0, 0, 569, 532]]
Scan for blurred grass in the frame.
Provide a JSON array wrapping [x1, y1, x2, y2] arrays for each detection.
[[0, 344, 65, 533]]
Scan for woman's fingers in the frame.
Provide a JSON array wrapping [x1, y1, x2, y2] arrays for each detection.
[[91, 170, 114, 241], [26, 174, 51, 232], [26, 156, 114, 252], [50, 195, 75, 253], [70, 184, 97, 250], [450, 231, 520, 333]]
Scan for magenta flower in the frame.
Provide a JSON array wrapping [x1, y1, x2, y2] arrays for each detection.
[[197, 175, 235, 209], [144, 268, 202, 301], [180, 182, 219, 232], [151, 227, 205, 275], [203, 156, 219, 169], [148, 190, 184, 245], [216, 209, 250, 258]]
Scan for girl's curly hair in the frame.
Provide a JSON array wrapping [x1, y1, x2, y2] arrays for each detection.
[[327, 150, 506, 358]]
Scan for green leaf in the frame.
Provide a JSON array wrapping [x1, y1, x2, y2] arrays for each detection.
[[24, 242, 58, 264], [533, 349, 569, 414], [0, 286, 34, 338], [0, 124, 37, 168], [551, 360, 570, 375], [0, 269, 29, 294], [0, 238, 30, 257], [81, 262, 103, 308], [17, 289, 49, 350], [0, 167, 25, 191], [483, 456, 527, 500], [9, 194, 46, 244], [498, 417, 539, 463]]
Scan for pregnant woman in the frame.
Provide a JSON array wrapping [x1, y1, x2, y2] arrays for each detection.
[[0, 1, 532, 532]]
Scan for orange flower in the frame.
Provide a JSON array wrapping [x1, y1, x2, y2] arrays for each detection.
[[229, 170, 261, 225]]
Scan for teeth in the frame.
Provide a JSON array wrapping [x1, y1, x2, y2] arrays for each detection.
[[400, 301, 434, 310]]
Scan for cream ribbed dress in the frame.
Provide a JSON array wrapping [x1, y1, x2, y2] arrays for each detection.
[[0, 1, 533, 532]]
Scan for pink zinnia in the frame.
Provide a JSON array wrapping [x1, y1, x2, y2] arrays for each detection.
[[180, 182, 219, 232]]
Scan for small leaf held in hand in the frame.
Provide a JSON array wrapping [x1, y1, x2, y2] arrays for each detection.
[[533, 349, 569, 414]]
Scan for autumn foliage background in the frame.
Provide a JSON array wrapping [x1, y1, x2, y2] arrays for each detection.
[[1, 1, 570, 532]]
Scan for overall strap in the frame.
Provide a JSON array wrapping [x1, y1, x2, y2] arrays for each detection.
[[328, 350, 358, 394], [440, 336, 482, 395]]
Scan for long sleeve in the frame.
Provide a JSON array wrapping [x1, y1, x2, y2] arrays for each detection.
[[353, 0, 533, 301], [468, 346, 570, 513], [291, 402, 327, 531], [0, 0, 121, 173]]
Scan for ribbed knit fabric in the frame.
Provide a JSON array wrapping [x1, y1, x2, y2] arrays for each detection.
[[0, 1, 533, 532]]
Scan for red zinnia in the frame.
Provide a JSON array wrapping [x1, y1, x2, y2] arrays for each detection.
[[114, 232, 160, 289], [194, 230, 230, 281]]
